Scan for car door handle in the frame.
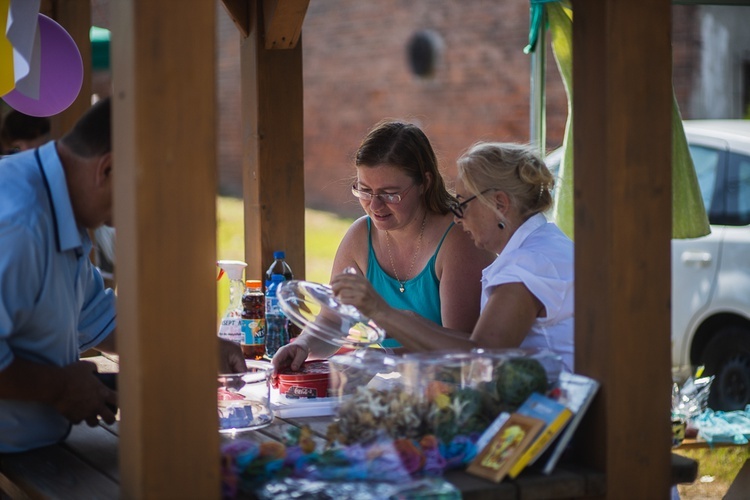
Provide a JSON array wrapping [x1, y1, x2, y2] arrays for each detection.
[[681, 251, 712, 267]]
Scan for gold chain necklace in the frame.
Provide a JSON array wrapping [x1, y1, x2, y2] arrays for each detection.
[[384, 213, 427, 293]]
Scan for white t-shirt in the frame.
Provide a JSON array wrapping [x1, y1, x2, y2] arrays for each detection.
[[481, 213, 574, 372]]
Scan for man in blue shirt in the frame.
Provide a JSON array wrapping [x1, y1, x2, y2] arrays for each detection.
[[0, 99, 245, 452], [0, 98, 118, 452]]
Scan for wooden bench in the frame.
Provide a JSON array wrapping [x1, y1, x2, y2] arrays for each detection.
[[0, 424, 119, 499]]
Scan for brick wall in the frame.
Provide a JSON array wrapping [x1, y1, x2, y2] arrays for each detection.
[[299, 0, 564, 217], [217, 1, 700, 217], [90, 0, 701, 216]]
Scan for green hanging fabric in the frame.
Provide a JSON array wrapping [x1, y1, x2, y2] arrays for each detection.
[[525, 0, 559, 54], [671, 93, 710, 238], [544, 1, 710, 240], [546, 1, 574, 238]]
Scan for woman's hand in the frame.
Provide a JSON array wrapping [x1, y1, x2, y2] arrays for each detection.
[[330, 272, 391, 320], [272, 340, 310, 373]]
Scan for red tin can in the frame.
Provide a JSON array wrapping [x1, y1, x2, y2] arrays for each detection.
[[276, 360, 330, 399]]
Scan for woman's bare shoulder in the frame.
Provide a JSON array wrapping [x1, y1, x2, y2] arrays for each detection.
[[438, 222, 496, 267], [340, 216, 369, 247], [331, 216, 370, 276]]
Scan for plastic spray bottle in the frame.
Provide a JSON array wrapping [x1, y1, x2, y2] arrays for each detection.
[[216, 260, 247, 344]]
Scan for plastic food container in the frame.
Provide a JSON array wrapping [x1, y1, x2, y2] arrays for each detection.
[[403, 348, 564, 441], [328, 348, 564, 444], [275, 360, 331, 399], [328, 349, 426, 444], [218, 360, 274, 434], [276, 280, 385, 347], [328, 348, 404, 400]]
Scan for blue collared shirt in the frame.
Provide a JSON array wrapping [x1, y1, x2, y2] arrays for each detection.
[[0, 141, 116, 452]]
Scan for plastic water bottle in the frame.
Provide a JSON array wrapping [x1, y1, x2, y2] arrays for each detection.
[[241, 280, 266, 360], [264, 250, 301, 339], [265, 274, 289, 358], [265, 250, 293, 288]]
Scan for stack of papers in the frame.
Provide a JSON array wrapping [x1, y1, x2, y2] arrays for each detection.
[[270, 389, 338, 418]]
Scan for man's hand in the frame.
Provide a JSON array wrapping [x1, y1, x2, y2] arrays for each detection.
[[54, 360, 118, 426], [219, 338, 247, 374]]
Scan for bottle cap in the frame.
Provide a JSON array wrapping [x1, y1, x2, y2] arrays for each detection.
[[217, 260, 247, 281], [273, 250, 285, 259], [246, 279, 262, 288]]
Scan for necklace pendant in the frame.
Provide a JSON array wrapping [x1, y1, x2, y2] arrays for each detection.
[[399, 284, 405, 293]]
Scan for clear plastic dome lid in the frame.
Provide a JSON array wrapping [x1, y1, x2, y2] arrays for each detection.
[[276, 280, 385, 347]]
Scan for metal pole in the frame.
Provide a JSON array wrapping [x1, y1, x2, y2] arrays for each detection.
[[529, 10, 546, 154]]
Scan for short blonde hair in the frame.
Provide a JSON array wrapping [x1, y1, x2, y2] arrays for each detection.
[[456, 142, 554, 219]]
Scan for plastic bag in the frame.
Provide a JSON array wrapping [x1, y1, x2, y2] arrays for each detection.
[[672, 374, 713, 420], [692, 406, 750, 445]]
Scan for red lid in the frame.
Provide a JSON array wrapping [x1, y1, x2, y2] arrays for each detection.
[[277, 360, 330, 381]]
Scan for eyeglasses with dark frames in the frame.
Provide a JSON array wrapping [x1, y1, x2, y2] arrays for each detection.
[[449, 189, 494, 219], [351, 183, 415, 205]]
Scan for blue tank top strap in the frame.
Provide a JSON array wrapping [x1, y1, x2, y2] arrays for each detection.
[[428, 221, 454, 266]]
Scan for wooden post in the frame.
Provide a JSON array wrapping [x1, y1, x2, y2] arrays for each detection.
[[240, 0, 306, 281], [573, 0, 673, 497], [111, 1, 220, 498]]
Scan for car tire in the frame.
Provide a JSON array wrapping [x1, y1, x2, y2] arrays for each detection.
[[702, 326, 750, 411]]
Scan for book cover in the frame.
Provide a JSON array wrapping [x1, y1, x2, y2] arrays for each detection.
[[507, 393, 573, 478], [475, 411, 511, 452], [466, 413, 545, 483], [540, 372, 600, 475]]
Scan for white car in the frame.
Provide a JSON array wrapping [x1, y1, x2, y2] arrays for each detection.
[[673, 120, 750, 411], [546, 120, 750, 411]]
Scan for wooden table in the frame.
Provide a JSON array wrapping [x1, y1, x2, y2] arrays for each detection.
[[1, 412, 708, 499], [675, 437, 750, 451], [0, 357, 695, 498], [0, 414, 611, 500]]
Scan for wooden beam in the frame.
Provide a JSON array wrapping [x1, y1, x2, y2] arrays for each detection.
[[241, 0, 306, 282], [111, 1, 220, 498], [573, 0, 673, 497], [221, 0, 251, 38], [46, 0, 92, 136], [262, 0, 309, 49]]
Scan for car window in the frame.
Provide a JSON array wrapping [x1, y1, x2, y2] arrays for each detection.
[[725, 151, 750, 226], [688, 145, 720, 213]]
